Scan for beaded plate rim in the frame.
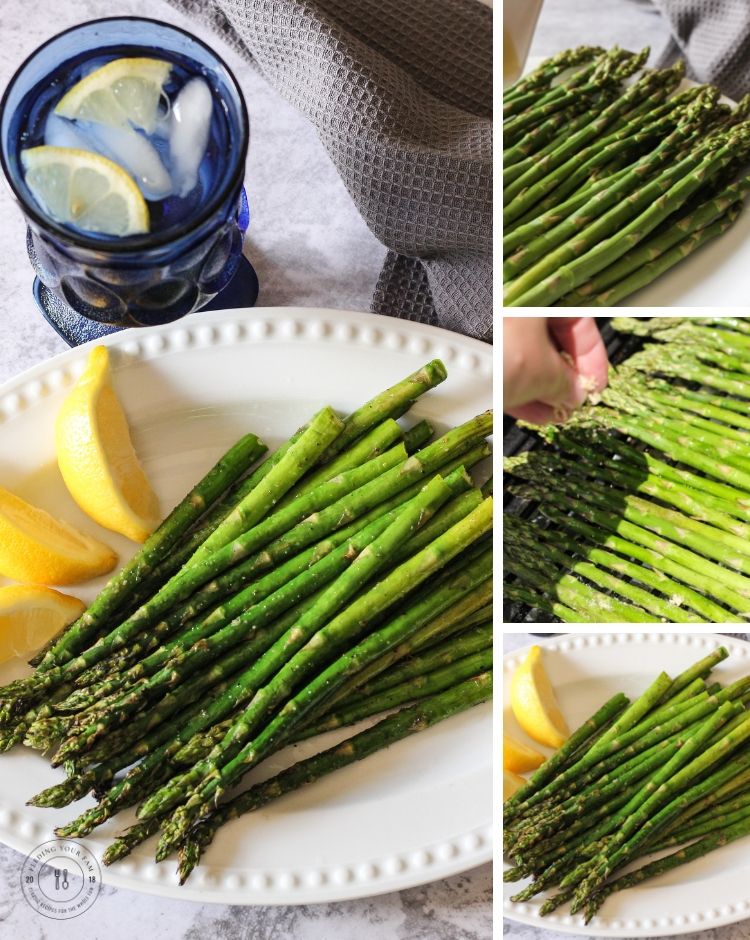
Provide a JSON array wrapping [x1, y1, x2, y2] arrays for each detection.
[[503, 632, 750, 938], [0, 306, 492, 905]]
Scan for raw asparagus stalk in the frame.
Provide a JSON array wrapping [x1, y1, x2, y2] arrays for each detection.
[[505, 125, 750, 305], [559, 177, 750, 302], [510, 485, 750, 617]]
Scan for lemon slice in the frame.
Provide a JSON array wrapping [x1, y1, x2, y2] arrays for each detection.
[[504, 769, 527, 802], [21, 146, 149, 236], [510, 645, 570, 749], [56, 346, 160, 543], [0, 585, 85, 663], [55, 57, 172, 133], [0, 486, 116, 585], [504, 733, 546, 774]]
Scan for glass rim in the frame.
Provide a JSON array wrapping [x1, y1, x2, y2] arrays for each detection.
[[0, 15, 250, 254]]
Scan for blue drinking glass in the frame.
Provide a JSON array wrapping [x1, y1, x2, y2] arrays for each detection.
[[0, 17, 250, 328]]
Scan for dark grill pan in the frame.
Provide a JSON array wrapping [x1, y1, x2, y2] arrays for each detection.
[[503, 316, 648, 622]]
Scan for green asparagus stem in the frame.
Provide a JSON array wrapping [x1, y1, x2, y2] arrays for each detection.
[[145, 498, 493, 853], [189, 405, 344, 562], [32, 432, 267, 671], [582, 814, 750, 924], [320, 359, 447, 461], [176, 672, 492, 883]]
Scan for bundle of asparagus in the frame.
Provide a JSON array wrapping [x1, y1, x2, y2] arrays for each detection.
[[0, 361, 493, 882], [503, 47, 750, 307], [504, 647, 750, 923], [504, 315, 750, 623]]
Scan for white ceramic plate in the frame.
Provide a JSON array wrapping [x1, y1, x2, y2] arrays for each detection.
[[513, 63, 749, 307], [503, 632, 750, 937], [0, 306, 492, 904]]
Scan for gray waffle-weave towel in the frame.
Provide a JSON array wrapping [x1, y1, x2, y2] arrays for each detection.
[[169, 0, 493, 341], [653, 0, 750, 99]]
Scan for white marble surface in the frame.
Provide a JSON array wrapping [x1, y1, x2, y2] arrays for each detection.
[[0, 2, 490, 937], [529, 0, 672, 65], [502, 633, 750, 940]]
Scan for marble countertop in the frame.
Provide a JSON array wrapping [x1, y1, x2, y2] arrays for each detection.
[[529, 0, 672, 66], [0, 1, 490, 937], [502, 633, 750, 940]]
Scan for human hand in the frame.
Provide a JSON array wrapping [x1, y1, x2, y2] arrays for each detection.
[[503, 317, 609, 424]]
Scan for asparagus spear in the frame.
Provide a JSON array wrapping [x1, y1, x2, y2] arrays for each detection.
[[503, 103, 715, 282], [503, 167, 633, 253], [503, 694, 630, 821], [278, 418, 404, 506], [539, 422, 750, 514], [504, 48, 648, 142], [503, 581, 591, 623], [188, 406, 344, 563], [105, 672, 493, 874], [506, 454, 750, 578], [3, 415, 492, 714], [506, 516, 705, 623], [293, 645, 493, 740], [505, 125, 750, 305], [507, 481, 750, 616], [620, 346, 750, 398], [559, 177, 750, 302], [503, 61, 684, 216], [575, 208, 741, 306], [582, 814, 750, 924], [175, 585, 493, 765], [144, 499, 493, 852], [52, 547, 492, 836], [569, 710, 750, 910], [70, 441, 490, 693], [333, 622, 492, 701], [505, 552, 659, 623], [503, 46, 605, 100], [30, 432, 267, 671], [319, 578, 493, 715], [51, 471, 473, 763], [320, 359, 447, 461]]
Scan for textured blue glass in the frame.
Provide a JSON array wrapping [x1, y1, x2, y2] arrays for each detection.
[[0, 17, 249, 327]]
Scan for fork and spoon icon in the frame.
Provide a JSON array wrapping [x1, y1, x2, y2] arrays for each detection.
[[53, 868, 69, 892]]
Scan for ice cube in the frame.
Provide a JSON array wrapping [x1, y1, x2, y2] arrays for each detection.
[[44, 112, 91, 150], [169, 78, 212, 198], [86, 123, 173, 200]]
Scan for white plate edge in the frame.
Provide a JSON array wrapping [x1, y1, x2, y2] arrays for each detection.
[[0, 306, 493, 905], [502, 631, 750, 937]]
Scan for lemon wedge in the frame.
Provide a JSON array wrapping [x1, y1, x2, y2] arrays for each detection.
[[0, 585, 85, 663], [55, 57, 171, 133], [504, 733, 546, 774], [510, 645, 570, 749], [504, 769, 527, 802], [56, 346, 160, 543], [0, 486, 116, 585], [21, 146, 149, 236]]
